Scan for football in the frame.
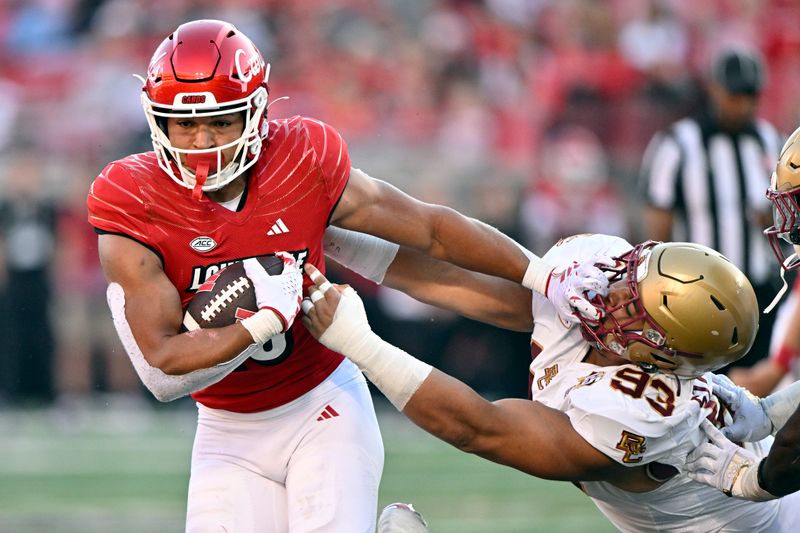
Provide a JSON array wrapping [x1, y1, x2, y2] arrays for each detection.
[[182, 255, 285, 331]]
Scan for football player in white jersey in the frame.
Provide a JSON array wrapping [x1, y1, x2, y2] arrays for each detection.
[[683, 372, 800, 500], [681, 125, 800, 502], [312, 231, 800, 532]]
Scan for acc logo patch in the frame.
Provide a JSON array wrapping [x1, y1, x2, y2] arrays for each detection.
[[190, 236, 217, 253]]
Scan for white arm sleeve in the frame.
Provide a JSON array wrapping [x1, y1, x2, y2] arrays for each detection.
[[762, 379, 800, 433], [323, 226, 399, 284], [106, 283, 256, 402]]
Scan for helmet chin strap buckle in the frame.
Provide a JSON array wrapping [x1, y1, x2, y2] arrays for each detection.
[[186, 153, 219, 200]]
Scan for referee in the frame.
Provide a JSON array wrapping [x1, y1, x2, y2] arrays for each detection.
[[640, 47, 783, 368]]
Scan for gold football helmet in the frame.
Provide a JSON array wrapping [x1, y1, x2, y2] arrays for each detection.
[[580, 241, 759, 377], [765, 125, 800, 270]]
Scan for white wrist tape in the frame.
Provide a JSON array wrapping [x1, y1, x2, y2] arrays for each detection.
[[323, 225, 399, 283], [762, 379, 800, 434], [731, 460, 776, 501], [341, 331, 432, 410], [107, 283, 256, 402], [240, 309, 284, 344], [521, 251, 553, 296], [318, 287, 432, 410]]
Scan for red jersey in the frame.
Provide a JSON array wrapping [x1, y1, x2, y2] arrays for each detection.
[[87, 116, 350, 412]]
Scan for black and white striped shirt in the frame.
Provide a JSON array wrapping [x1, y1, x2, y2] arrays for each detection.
[[640, 114, 782, 285]]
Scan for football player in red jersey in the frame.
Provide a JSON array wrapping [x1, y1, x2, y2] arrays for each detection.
[[87, 19, 609, 532]]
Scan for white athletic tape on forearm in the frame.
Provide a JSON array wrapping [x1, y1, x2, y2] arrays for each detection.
[[106, 283, 256, 402], [761, 379, 800, 434], [317, 287, 432, 410], [323, 225, 399, 284], [517, 243, 552, 295], [240, 308, 284, 345], [732, 461, 776, 501]]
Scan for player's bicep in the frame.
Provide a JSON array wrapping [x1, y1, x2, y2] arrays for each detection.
[[473, 398, 620, 481], [98, 234, 183, 357], [331, 169, 441, 252]]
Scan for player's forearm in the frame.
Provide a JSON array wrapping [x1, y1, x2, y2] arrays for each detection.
[[760, 405, 800, 496], [150, 323, 256, 375], [761, 379, 800, 433], [424, 205, 529, 285], [403, 369, 505, 454], [384, 247, 533, 332], [107, 283, 257, 401]]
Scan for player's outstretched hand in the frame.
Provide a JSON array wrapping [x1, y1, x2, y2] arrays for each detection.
[[301, 264, 371, 355], [242, 253, 303, 330], [685, 419, 762, 497], [712, 374, 773, 442], [546, 256, 612, 325]]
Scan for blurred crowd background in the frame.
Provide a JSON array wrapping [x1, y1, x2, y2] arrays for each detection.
[[0, 0, 798, 408]]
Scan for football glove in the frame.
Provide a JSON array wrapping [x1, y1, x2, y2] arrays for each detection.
[[544, 257, 612, 325], [685, 419, 774, 501], [712, 374, 773, 443], [240, 254, 303, 344]]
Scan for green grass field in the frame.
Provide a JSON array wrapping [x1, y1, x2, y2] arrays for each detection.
[[0, 401, 614, 533]]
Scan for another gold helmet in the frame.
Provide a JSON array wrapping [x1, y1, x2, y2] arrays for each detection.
[[580, 241, 759, 377], [765, 125, 800, 270]]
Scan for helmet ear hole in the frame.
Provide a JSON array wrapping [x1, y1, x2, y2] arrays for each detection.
[[155, 116, 168, 135], [731, 327, 738, 345], [709, 295, 725, 310]]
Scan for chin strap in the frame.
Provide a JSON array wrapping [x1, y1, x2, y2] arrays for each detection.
[[764, 252, 797, 314]]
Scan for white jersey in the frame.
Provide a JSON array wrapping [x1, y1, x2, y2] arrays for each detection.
[[529, 234, 798, 532]]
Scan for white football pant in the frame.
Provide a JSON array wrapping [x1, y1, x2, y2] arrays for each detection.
[[185, 359, 384, 532]]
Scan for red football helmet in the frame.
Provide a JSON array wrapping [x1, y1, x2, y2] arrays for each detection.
[[141, 19, 269, 193]]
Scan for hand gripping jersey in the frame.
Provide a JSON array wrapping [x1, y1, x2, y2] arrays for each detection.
[[88, 116, 349, 413], [529, 234, 791, 532]]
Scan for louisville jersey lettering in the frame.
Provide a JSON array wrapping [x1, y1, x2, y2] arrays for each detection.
[[88, 116, 350, 412]]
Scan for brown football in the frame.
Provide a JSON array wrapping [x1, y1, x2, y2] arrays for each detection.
[[182, 255, 284, 331]]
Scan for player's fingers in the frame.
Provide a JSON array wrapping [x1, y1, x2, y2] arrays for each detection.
[[309, 289, 324, 304], [557, 307, 581, 325], [592, 256, 618, 268], [304, 263, 328, 285], [711, 374, 740, 399], [301, 298, 314, 314], [576, 277, 606, 294], [712, 385, 737, 407], [568, 293, 600, 320], [275, 251, 297, 267], [685, 448, 713, 470], [720, 425, 741, 441], [699, 419, 728, 447], [711, 372, 737, 389], [318, 280, 333, 294], [243, 257, 267, 279]]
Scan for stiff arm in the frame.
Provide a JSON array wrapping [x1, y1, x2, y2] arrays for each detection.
[[302, 265, 631, 483]]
